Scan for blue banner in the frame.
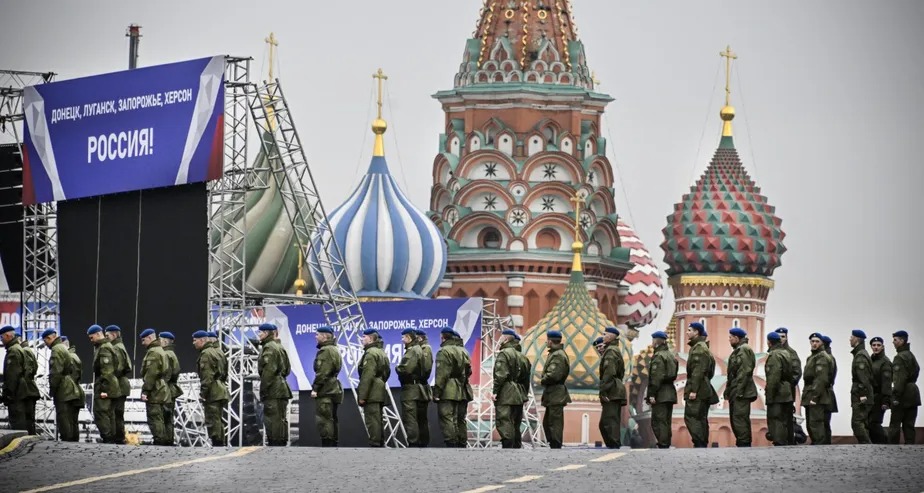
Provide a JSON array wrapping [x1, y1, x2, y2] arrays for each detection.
[[22, 56, 225, 204], [268, 298, 483, 391]]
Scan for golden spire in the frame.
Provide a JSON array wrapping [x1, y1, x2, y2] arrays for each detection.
[[719, 45, 737, 137], [263, 32, 280, 130], [371, 68, 389, 157], [570, 192, 585, 273], [294, 243, 307, 301]]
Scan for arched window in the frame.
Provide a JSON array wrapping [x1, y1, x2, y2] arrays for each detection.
[[732, 318, 741, 328], [480, 227, 502, 249], [536, 228, 561, 250]]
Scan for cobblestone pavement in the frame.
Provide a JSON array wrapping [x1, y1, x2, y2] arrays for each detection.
[[3, 442, 923, 493]]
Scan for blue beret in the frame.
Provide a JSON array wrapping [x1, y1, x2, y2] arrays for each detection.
[[41, 328, 57, 339], [0, 325, 16, 335], [104, 325, 121, 333], [401, 328, 417, 336], [605, 327, 620, 336], [851, 329, 867, 339], [809, 332, 824, 340], [502, 329, 518, 338], [820, 335, 832, 345], [547, 330, 563, 340], [86, 325, 103, 335], [317, 326, 334, 335], [452, 331, 462, 338], [512, 332, 521, 341], [258, 323, 277, 332], [689, 322, 706, 336], [159, 332, 175, 340], [593, 336, 605, 346], [440, 327, 455, 335], [192, 330, 209, 339], [767, 332, 781, 342], [870, 336, 884, 344], [415, 329, 427, 336], [140, 328, 155, 339], [60, 336, 69, 342], [893, 330, 909, 340], [651, 331, 668, 340], [729, 328, 747, 338], [775, 327, 789, 335], [206, 331, 219, 338], [363, 328, 379, 336]]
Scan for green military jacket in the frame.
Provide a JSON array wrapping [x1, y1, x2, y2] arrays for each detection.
[[110, 337, 133, 396], [765, 344, 794, 403], [684, 336, 718, 404], [357, 340, 390, 403], [647, 343, 678, 404], [891, 344, 921, 408], [726, 340, 758, 402], [93, 340, 123, 398], [826, 348, 838, 413], [434, 338, 472, 402], [141, 339, 170, 404], [397, 342, 428, 402], [599, 342, 627, 403], [803, 348, 832, 408], [418, 340, 434, 401], [197, 341, 230, 403], [258, 338, 293, 400], [312, 339, 343, 403], [68, 346, 82, 383], [850, 343, 874, 404], [515, 343, 531, 404], [781, 343, 803, 387], [48, 338, 83, 403], [163, 344, 183, 402], [540, 344, 571, 407], [870, 351, 892, 407], [2, 338, 40, 402], [493, 341, 524, 406]]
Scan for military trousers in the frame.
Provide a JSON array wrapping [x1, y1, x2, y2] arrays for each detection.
[[868, 404, 889, 444], [822, 410, 834, 445], [204, 400, 227, 446], [7, 399, 37, 435], [850, 401, 873, 444], [889, 406, 919, 445], [315, 397, 339, 445], [113, 396, 127, 443], [263, 398, 289, 446], [416, 401, 430, 447], [511, 404, 524, 448], [146, 401, 170, 445], [542, 405, 565, 449], [163, 401, 176, 445], [599, 400, 623, 449], [93, 396, 119, 443], [650, 402, 673, 448], [805, 405, 827, 445], [767, 402, 793, 446], [437, 400, 467, 447], [495, 404, 517, 447], [55, 398, 81, 442], [363, 402, 384, 447], [729, 398, 752, 446], [787, 386, 798, 445], [684, 399, 710, 447], [400, 398, 421, 446]]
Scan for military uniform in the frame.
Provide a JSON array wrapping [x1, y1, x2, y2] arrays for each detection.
[[889, 342, 920, 444], [92, 337, 123, 443], [850, 340, 874, 444], [684, 335, 717, 448], [48, 337, 84, 441], [197, 340, 230, 446], [869, 349, 892, 444], [397, 337, 428, 446], [259, 337, 293, 446], [2, 335, 40, 434], [434, 334, 472, 447], [823, 340, 837, 444], [598, 340, 626, 449], [540, 340, 571, 449], [312, 338, 343, 447], [109, 334, 133, 444], [141, 337, 171, 445], [162, 339, 182, 446], [416, 335, 434, 447], [357, 339, 390, 447], [803, 345, 833, 444], [67, 343, 85, 439], [779, 339, 802, 445], [493, 339, 524, 448], [647, 341, 678, 448], [765, 341, 794, 445], [725, 337, 757, 446], [513, 342, 531, 448]]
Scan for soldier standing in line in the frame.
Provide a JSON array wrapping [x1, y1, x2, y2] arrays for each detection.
[[889, 330, 920, 444], [774, 327, 802, 445], [87, 324, 122, 443], [104, 325, 132, 444], [257, 323, 293, 446], [311, 326, 342, 447], [492, 329, 524, 448], [765, 331, 794, 446], [848, 329, 874, 444], [159, 332, 182, 446], [803, 332, 833, 445], [1, 326, 40, 434], [42, 329, 83, 442], [646, 331, 678, 449], [357, 328, 390, 447], [726, 327, 757, 447], [414, 329, 433, 447], [512, 332, 530, 449], [396, 328, 425, 447], [684, 322, 717, 448], [820, 334, 837, 444], [139, 329, 170, 445], [434, 328, 472, 448], [539, 330, 571, 449], [868, 336, 892, 444], [61, 336, 85, 438], [599, 327, 626, 449], [194, 330, 229, 446]]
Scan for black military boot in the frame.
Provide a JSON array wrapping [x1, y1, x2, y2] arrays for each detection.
[[501, 439, 514, 448]]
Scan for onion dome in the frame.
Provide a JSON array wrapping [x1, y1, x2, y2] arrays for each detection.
[[616, 219, 663, 328], [310, 70, 447, 299]]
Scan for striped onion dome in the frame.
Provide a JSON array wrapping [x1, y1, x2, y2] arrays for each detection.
[[616, 218, 663, 328]]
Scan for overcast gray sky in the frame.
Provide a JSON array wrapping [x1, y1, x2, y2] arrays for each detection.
[[2, 0, 922, 434]]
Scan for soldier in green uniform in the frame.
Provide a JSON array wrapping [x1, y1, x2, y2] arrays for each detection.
[[820, 334, 837, 444], [194, 330, 229, 446], [42, 329, 83, 441], [802, 332, 833, 445], [647, 331, 678, 449], [848, 329, 874, 444], [774, 328, 802, 445], [159, 332, 182, 446], [434, 327, 472, 447], [139, 329, 170, 445], [684, 322, 717, 448], [414, 329, 433, 447], [257, 323, 293, 446], [492, 329, 524, 448], [357, 328, 390, 447], [868, 336, 892, 444], [540, 330, 571, 449], [889, 330, 920, 444], [311, 326, 342, 447], [599, 327, 626, 449], [87, 325, 122, 443], [397, 328, 427, 446], [105, 325, 132, 444], [1, 326, 40, 434], [725, 327, 757, 447], [513, 332, 530, 449], [61, 336, 85, 438], [765, 331, 793, 445]]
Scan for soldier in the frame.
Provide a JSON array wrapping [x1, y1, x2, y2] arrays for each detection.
[[87, 324, 122, 443], [774, 327, 802, 445], [61, 336, 85, 438], [105, 325, 132, 444], [765, 331, 793, 446], [492, 329, 524, 448], [357, 328, 390, 447], [396, 328, 426, 446], [414, 328, 433, 447], [539, 330, 571, 449], [138, 329, 170, 445], [194, 330, 229, 446], [434, 328, 472, 447], [726, 327, 757, 447], [819, 334, 837, 444], [684, 322, 717, 448], [257, 323, 293, 446], [599, 327, 626, 449], [646, 331, 678, 449], [803, 332, 833, 445], [311, 326, 342, 447], [512, 332, 531, 449], [42, 329, 83, 441], [868, 336, 892, 444], [159, 332, 182, 446], [1, 326, 40, 434], [889, 330, 920, 444], [847, 329, 875, 443]]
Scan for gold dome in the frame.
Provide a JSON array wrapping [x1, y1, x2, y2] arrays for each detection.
[[720, 105, 735, 121]]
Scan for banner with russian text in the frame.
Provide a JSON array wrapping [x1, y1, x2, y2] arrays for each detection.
[[21, 56, 225, 204]]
